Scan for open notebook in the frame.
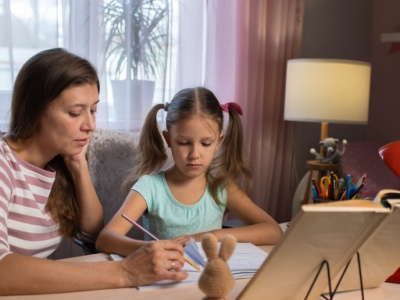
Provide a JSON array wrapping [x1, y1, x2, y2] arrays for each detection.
[[110, 238, 267, 289]]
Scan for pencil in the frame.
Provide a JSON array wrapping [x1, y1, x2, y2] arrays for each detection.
[[122, 213, 158, 240], [121, 214, 202, 271]]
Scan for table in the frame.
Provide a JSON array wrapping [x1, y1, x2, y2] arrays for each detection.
[[1, 246, 399, 300]]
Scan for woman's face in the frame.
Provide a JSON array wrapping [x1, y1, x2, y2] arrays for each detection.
[[35, 83, 99, 158]]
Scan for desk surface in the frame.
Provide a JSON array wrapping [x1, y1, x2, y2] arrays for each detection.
[[2, 246, 399, 300]]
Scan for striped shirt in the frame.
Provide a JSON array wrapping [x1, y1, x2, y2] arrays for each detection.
[[0, 138, 62, 260]]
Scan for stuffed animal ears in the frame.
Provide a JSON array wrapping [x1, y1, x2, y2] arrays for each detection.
[[201, 233, 237, 261], [219, 234, 236, 261], [201, 233, 219, 260]]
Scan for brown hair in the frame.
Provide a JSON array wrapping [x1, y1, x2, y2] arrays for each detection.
[[122, 86, 252, 204], [8, 48, 99, 238]]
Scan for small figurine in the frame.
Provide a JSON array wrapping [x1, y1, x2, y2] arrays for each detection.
[[310, 137, 347, 178], [310, 137, 347, 164], [198, 234, 237, 300]]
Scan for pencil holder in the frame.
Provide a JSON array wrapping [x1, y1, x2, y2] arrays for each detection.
[[312, 197, 337, 204]]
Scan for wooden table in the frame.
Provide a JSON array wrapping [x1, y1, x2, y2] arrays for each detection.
[[1, 246, 399, 300]]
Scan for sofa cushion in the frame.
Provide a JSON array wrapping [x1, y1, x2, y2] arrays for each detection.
[[87, 128, 173, 239]]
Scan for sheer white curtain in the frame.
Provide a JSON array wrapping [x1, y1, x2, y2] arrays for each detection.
[[0, 0, 303, 221], [0, 0, 59, 131], [203, 0, 304, 222], [175, 0, 205, 90], [0, 0, 180, 133], [0, 0, 107, 131], [175, 0, 305, 221]]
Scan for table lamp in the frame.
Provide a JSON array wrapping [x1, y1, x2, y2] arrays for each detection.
[[283, 59, 371, 152]]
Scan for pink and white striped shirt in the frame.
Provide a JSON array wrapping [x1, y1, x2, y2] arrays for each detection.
[[0, 138, 62, 260]]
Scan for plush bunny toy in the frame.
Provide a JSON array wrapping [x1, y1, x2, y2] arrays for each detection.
[[198, 234, 237, 300]]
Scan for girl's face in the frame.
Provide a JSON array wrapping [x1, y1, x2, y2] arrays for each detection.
[[35, 83, 98, 159], [163, 115, 223, 179]]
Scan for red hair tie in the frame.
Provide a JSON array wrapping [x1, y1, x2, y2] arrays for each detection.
[[220, 102, 243, 115]]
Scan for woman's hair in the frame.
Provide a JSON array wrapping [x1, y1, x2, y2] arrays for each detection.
[[8, 48, 100, 238], [123, 86, 252, 204]]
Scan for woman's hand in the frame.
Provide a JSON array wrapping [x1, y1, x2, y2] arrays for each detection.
[[120, 241, 188, 287], [62, 143, 89, 175], [62, 141, 104, 235]]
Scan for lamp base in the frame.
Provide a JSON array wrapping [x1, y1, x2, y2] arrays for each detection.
[[319, 122, 329, 155]]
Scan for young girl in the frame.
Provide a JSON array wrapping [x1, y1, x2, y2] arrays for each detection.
[[96, 87, 282, 257]]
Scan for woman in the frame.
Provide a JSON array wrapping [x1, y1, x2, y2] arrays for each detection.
[[0, 48, 187, 295]]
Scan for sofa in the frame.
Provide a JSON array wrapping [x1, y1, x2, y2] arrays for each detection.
[[50, 128, 173, 259]]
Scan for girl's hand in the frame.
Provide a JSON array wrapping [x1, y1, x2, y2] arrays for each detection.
[[172, 235, 191, 246], [173, 232, 207, 245]]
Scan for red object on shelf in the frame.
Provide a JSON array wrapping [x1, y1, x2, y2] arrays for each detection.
[[379, 140, 400, 284], [379, 140, 400, 177]]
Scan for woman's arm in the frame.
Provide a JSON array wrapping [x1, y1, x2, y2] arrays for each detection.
[[96, 190, 150, 256], [0, 241, 187, 295], [63, 143, 103, 236]]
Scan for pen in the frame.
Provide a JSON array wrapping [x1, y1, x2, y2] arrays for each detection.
[[351, 183, 365, 199], [121, 214, 202, 271], [329, 172, 335, 200], [311, 178, 322, 198], [346, 174, 351, 200], [333, 180, 339, 200], [311, 185, 318, 198], [339, 188, 347, 200], [355, 173, 367, 188]]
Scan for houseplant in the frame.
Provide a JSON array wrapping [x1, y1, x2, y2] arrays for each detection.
[[103, 0, 169, 122]]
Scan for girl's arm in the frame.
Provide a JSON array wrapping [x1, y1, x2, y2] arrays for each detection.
[[0, 241, 187, 295], [96, 191, 150, 256], [189, 182, 283, 245], [63, 143, 103, 236]]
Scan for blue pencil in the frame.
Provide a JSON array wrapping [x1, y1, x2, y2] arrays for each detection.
[[346, 174, 351, 200]]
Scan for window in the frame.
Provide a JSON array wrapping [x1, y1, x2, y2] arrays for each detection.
[[0, 0, 60, 129], [102, 0, 179, 130], [0, 0, 180, 132]]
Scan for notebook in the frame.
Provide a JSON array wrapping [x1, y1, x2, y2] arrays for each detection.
[[110, 239, 268, 290]]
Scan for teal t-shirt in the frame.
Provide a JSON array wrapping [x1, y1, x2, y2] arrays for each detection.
[[132, 172, 226, 240]]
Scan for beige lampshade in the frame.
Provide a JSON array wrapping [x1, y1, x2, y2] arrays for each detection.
[[284, 59, 371, 124]]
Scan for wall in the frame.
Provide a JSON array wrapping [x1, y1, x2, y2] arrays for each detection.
[[293, 0, 400, 181], [367, 0, 400, 142]]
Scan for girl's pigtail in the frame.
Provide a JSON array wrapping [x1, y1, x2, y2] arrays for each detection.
[[212, 107, 253, 197], [121, 104, 166, 194]]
